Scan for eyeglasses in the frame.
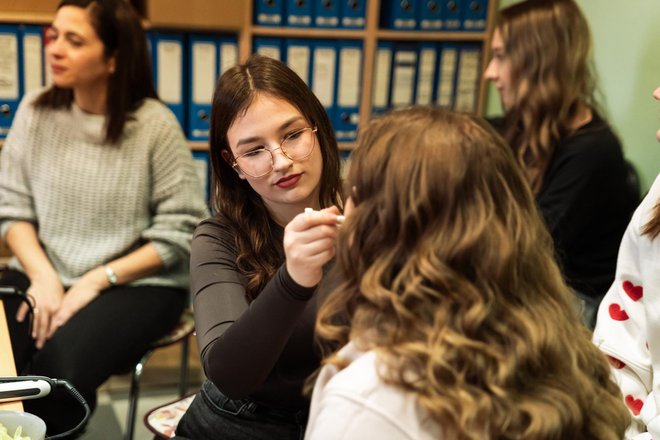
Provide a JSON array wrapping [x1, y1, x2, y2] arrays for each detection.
[[232, 127, 318, 178]]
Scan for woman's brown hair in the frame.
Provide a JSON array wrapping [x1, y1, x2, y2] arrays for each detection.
[[497, 0, 599, 192], [209, 54, 342, 301], [34, 0, 156, 143], [316, 107, 629, 439]]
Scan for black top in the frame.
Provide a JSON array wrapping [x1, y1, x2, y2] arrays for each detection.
[[491, 114, 635, 299], [191, 216, 320, 410]]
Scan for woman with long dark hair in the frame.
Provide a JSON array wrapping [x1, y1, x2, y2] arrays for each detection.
[[0, 0, 207, 435], [175, 54, 343, 439]]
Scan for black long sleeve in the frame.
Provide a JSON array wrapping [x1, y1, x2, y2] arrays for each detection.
[[191, 217, 320, 410], [536, 114, 632, 299]]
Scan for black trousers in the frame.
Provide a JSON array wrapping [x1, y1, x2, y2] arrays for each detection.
[[1, 269, 186, 437]]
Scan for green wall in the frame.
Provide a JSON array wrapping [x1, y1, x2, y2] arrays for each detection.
[[485, 0, 660, 192]]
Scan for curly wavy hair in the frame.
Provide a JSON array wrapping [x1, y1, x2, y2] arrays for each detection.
[[497, 0, 600, 192], [315, 107, 629, 439], [209, 55, 342, 301]]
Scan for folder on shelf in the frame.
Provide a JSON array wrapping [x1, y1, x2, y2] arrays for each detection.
[[0, 25, 21, 139], [149, 31, 186, 131], [219, 36, 239, 75], [417, 0, 443, 30], [315, 0, 340, 28], [441, 0, 462, 30], [20, 25, 44, 95], [390, 43, 417, 109], [187, 35, 218, 141], [285, 39, 312, 86], [340, 0, 366, 29], [382, 0, 417, 30], [311, 40, 337, 130], [435, 43, 459, 109], [334, 40, 362, 142], [286, 0, 313, 27], [192, 150, 211, 205], [253, 37, 283, 60], [254, 0, 284, 26], [371, 41, 394, 117], [415, 42, 437, 105], [463, 0, 488, 31], [454, 44, 481, 113]]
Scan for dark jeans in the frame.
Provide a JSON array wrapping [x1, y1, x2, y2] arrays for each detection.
[[1, 269, 186, 438], [175, 380, 308, 440]]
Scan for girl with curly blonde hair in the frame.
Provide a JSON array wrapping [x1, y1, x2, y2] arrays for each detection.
[[305, 107, 629, 439]]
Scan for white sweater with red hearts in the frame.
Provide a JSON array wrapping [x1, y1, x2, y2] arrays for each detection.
[[593, 174, 660, 440]]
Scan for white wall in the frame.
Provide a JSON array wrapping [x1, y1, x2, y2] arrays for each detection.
[[486, 0, 660, 191]]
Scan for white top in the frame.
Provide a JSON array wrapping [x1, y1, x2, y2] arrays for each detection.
[[306, 341, 443, 439], [0, 90, 209, 288], [593, 174, 660, 440]]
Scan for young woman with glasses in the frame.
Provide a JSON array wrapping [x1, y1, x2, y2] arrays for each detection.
[[174, 54, 343, 439]]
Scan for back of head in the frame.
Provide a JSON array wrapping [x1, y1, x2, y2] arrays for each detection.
[[209, 54, 341, 300], [498, 0, 598, 190], [317, 107, 629, 439], [37, 0, 156, 142]]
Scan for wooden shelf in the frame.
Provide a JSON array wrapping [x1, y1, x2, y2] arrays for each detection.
[[251, 26, 364, 40], [376, 30, 487, 42], [189, 141, 210, 151], [0, 11, 53, 24]]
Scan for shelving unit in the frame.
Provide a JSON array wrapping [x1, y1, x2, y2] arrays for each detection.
[[239, 0, 498, 150], [0, 0, 498, 152]]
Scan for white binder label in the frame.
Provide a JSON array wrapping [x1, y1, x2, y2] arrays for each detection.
[[287, 45, 311, 85], [455, 49, 480, 112], [437, 48, 458, 108], [23, 34, 43, 93], [220, 43, 238, 75], [0, 33, 19, 100], [312, 47, 336, 108], [338, 47, 361, 107], [372, 48, 392, 108], [416, 48, 436, 105], [257, 46, 281, 61], [192, 42, 216, 105], [391, 51, 416, 108], [157, 41, 182, 105]]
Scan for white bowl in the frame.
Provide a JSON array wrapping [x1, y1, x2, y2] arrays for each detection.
[[0, 410, 46, 440]]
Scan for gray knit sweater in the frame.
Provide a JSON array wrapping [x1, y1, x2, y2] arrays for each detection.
[[0, 90, 209, 288]]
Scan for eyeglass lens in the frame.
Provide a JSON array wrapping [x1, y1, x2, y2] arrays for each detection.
[[236, 128, 316, 177]]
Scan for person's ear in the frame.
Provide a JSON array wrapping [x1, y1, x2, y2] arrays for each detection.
[[221, 149, 246, 180]]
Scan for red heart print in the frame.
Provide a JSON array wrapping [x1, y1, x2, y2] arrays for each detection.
[[623, 281, 643, 301], [609, 303, 629, 321], [606, 356, 626, 369], [625, 395, 643, 416]]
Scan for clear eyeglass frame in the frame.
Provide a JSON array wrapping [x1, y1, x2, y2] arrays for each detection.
[[232, 126, 318, 178]]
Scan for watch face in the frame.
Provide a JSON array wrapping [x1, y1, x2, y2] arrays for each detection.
[[105, 266, 118, 285]]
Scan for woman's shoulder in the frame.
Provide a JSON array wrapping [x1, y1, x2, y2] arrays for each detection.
[[131, 98, 182, 127]]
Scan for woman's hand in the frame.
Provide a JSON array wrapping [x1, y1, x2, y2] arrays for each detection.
[[17, 274, 65, 349], [47, 267, 107, 339], [284, 206, 342, 287]]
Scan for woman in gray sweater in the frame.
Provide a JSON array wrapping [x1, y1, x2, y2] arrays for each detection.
[[0, 0, 207, 436]]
